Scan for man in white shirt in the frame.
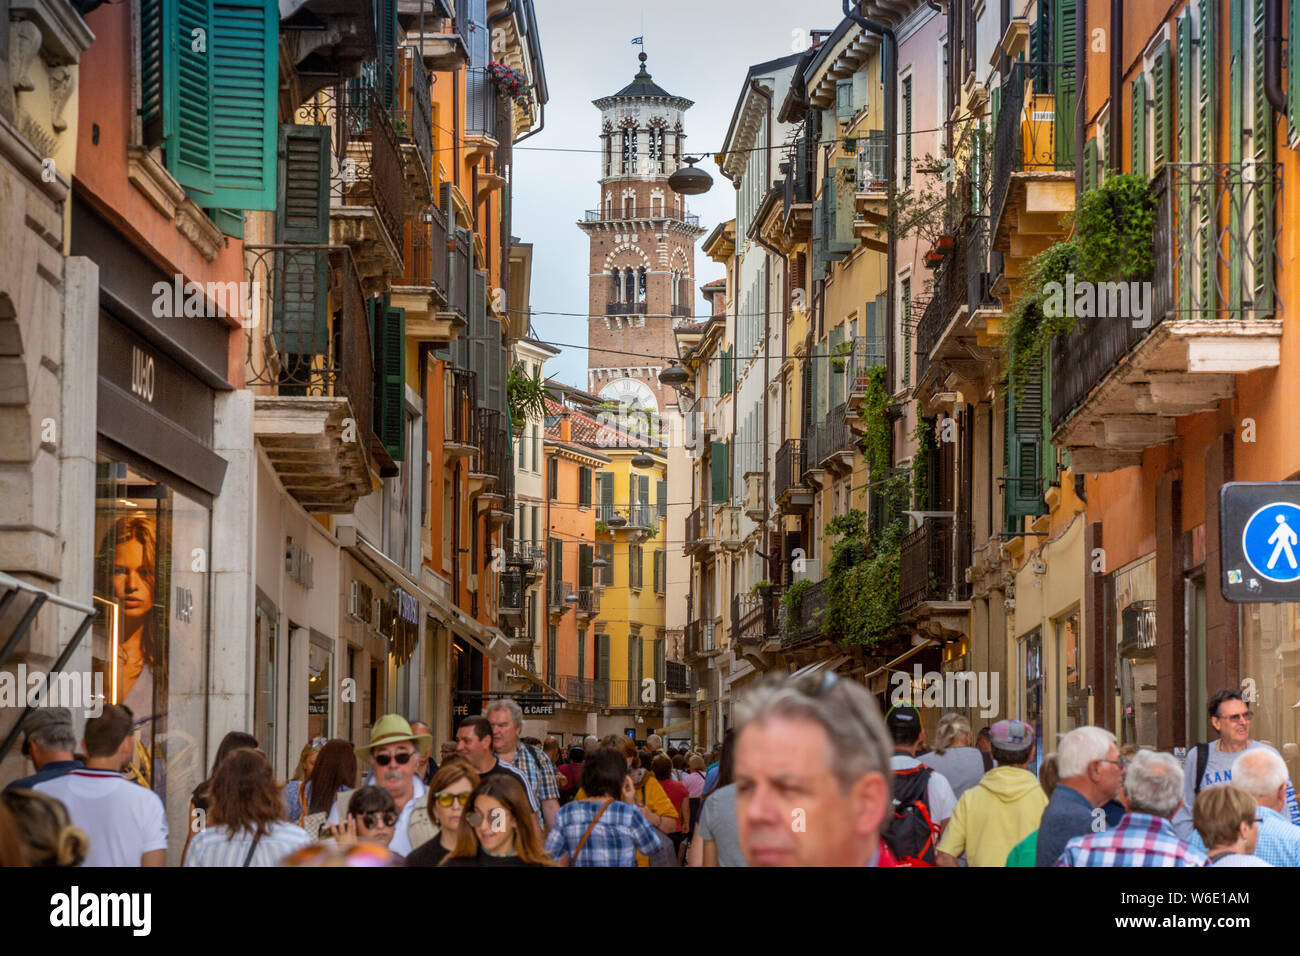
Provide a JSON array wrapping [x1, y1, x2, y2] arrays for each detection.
[[886, 705, 956, 830], [36, 704, 167, 867]]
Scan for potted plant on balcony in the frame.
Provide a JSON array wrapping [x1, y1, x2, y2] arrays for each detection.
[[507, 363, 552, 429], [829, 339, 854, 373], [934, 234, 955, 251], [595, 520, 610, 535], [924, 248, 946, 269], [488, 60, 533, 106]]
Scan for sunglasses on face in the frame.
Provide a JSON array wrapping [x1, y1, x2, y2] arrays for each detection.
[[373, 751, 415, 767], [466, 810, 510, 828], [357, 811, 398, 829], [434, 791, 471, 807]]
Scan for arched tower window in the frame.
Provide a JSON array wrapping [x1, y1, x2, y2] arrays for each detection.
[[624, 268, 636, 304], [611, 268, 621, 302], [637, 267, 647, 303]]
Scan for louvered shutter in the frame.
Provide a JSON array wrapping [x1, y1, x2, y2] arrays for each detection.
[[578, 543, 593, 590], [274, 124, 330, 355], [711, 441, 728, 504], [373, 302, 406, 461], [829, 324, 844, 409], [802, 358, 813, 437], [470, 269, 487, 405], [638, 474, 649, 508], [1251, 0, 1275, 312], [600, 470, 614, 518], [653, 550, 662, 593], [1005, 346, 1048, 521], [1131, 73, 1147, 176], [579, 466, 591, 507], [140, 0, 165, 146], [209, 0, 278, 210], [377, 0, 398, 109], [1198, 0, 1217, 307], [1177, 11, 1195, 317], [550, 538, 562, 598], [656, 480, 666, 518], [596, 634, 609, 681], [465, 0, 491, 135], [162, 0, 214, 196], [1229, 0, 1244, 311], [1152, 42, 1172, 169], [1053, 0, 1077, 166]]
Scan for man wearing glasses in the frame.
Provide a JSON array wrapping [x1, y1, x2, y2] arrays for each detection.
[[1034, 726, 1124, 866], [1171, 689, 1300, 841], [327, 715, 437, 857], [456, 715, 543, 838]]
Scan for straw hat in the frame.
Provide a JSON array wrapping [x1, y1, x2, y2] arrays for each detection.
[[355, 714, 433, 763]]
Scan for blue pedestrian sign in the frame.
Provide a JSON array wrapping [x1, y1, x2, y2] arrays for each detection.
[[1221, 483, 1300, 602]]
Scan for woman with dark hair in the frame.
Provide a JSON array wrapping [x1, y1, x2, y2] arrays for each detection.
[[407, 758, 480, 867], [441, 774, 553, 867], [544, 748, 666, 867], [181, 731, 260, 864], [327, 786, 404, 862], [652, 754, 690, 862], [184, 750, 313, 867], [293, 739, 357, 838], [689, 730, 744, 867]]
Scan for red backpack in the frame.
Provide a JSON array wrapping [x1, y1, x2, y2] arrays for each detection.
[[882, 764, 941, 866]]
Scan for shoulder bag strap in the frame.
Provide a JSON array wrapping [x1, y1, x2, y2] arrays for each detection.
[[571, 799, 614, 866], [242, 830, 264, 867]]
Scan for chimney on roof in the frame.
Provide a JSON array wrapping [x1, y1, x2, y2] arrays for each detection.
[[560, 408, 572, 442]]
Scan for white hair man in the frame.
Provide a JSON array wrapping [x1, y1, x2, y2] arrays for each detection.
[[485, 699, 560, 831], [1035, 726, 1123, 866], [1231, 748, 1300, 866], [1056, 750, 1207, 866], [733, 672, 895, 866]]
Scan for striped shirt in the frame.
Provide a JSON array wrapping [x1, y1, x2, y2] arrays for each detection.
[[1054, 812, 1208, 867], [184, 821, 315, 867]]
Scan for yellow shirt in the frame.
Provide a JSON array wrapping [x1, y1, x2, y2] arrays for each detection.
[[936, 766, 1048, 867]]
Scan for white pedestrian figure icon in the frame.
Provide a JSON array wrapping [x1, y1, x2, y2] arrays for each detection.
[[1267, 514, 1299, 570]]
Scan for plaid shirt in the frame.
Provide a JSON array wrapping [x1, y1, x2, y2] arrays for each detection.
[[1250, 805, 1300, 867], [1054, 812, 1208, 867], [500, 742, 560, 804], [544, 799, 663, 866]]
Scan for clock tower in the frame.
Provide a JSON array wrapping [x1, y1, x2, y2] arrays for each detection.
[[581, 53, 705, 418]]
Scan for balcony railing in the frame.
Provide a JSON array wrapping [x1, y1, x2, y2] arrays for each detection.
[[671, 304, 693, 317], [575, 585, 600, 617], [557, 675, 605, 707], [476, 408, 508, 487], [549, 579, 573, 609], [684, 619, 716, 657], [990, 61, 1077, 236], [446, 367, 479, 446], [966, 216, 996, 315], [332, 84, 407, 254], [844, 335, 886, 394], [606, 301, 648, 315], [685, 504, 714, 553], [665, 660, 690, 695], [807, 404, 856, 468], [606, 679, 663, 708], [781, 132, 815, 224], [445, 224, 471, 320], [405, 203, 449, 302], [584, 206, 700, 226], [499, 568, 524, 615], [915, 292, 944, 382], [774, 439, 808, 501], [900, 516, 972, 613], [915, 231, 967, 378], [856, 138, 888, 193], [244, 244, 375, 428], [395, 48, 433, 179], [732, 587, 782, 644], [506, 539, 546, 574], [778, 579, 827, 648]]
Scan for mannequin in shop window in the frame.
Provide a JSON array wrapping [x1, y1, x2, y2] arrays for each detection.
[[96, 515, 164, 787]]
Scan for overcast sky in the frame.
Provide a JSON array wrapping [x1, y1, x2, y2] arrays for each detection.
[[512, 0, 844, 389]]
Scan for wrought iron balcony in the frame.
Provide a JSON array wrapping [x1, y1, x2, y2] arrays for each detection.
[[404, 203, 449, 304], [807, 404, 856, 472], [671, 304, 693, 317], [584, 206, 700, 226], [395, 48, 433, 182], [732, 587, 782, 645], [575, 585, 600, 618], [778, 579, 827, 649], [900, 516, 972, 614], [856, 139, 888, 193], [843, 335, 886, 396], [684, 504, 714, 555], [499, 568, 525, 627], [775, 439, 812, 510], [330, 83, 407, 260], [684, 619, 716, 659], [557, 675, 604, 707], [443, 367, 479, 457], [664, 660, 691, 695], [990, 61, 1077, 237], [549, 579, 573, 611], [606, 300, 648, 315], [1051, 162, 1283, 471], [505, 539, 546, 574], [474, 408, 508, 487], [606, 678, 663, 709]]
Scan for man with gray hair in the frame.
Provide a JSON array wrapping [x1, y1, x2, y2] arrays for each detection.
[[485, 699, 560, 831], [5, 707, 82, 792], [1055, 750, 1208, 866], [1034, 726, 1123, 866], [583, 734, 599, 753], [732, 672, 895, 866], [1229, 747, 1300, 866]]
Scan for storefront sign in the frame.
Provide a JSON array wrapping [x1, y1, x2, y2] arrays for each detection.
[[522, 702, 554, 716], [286, 539, 314, 589], [1221, 483, 1300, 602]]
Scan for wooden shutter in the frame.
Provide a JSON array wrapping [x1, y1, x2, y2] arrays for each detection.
[[1290, 0, 1300, 140], [638, 474, 649, 506], [377, 0, 398, 109], [578, 466, 591, 507], [373, 302, 406, 460], [274, 124, 330, 355], [550, 538, 562, 592], [1251, 0, 1275, 311], [600, 470, 614, 516], [656, 479, 667, 518], [599, 541, 614, 585], [1131, 73, 1147, 175], [653, 550, 663, 593], [829, 324, 844, 409], [1053, 0, 1077, 167], [1082, 137, 1098, 191], [1152, 42, 1172, 169], [163, 0, 215, 196], [628, 544, 636, 588], [711, 441, 728, 504], [1198, 0, 1217, 307], [209, 0, 278, 210], [597, 634, 609, 681], [140, 0, 165, 146], [578, 543, 593, 590], [1005, 346, 1048, 523], [548, 458, 558, 499], [577, 631, 586, 680]]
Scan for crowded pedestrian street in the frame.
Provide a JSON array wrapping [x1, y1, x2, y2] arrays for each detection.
[[0, 0, 1293, 933]]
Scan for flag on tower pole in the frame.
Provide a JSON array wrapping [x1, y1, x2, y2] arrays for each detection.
[[631, 36, 644, 45]]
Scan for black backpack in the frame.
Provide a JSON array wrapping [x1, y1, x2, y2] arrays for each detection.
[[883, 763, 941, 866]]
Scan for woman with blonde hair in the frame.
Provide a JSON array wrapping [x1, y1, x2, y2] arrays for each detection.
[[2, 788, 90, 867], [282, 741, 324, 822], [918, 712, 990, 800]]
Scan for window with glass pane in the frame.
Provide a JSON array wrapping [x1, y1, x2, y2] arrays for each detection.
[[1056, 609, 1084, 734], [1113, 556, 1157, 749]]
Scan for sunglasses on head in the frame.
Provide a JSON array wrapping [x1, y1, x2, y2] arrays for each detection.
[[356, 811, 398, 829], [373, 751, 414, 767], [434, 791, 471, 807]]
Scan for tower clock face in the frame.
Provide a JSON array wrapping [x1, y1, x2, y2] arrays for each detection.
[[600, 377, 658, 414]]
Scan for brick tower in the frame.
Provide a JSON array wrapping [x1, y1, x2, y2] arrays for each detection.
[[581, 52, 705, 416]]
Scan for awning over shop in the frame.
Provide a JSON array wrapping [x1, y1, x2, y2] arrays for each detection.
[[788, 653, 851, 681], [505, 659, 568, 705], [863, 639, 938, 682]]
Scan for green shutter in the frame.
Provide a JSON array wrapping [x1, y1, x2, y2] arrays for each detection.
[[1152, 42, 1172, 169], [1229, 0, 1244, 312], [1251, 0, 1275, 312], [577, 631, 586, 681], [551, 538, 562, 592], [711, 441, 728, 504], [597, 634, 609, 681], [377, 0, 398, 109], [1082, 137, 1098, 191], [579, 466, 591, 507], [601, 470, 614, 514], [1005, 346, 1048, 524], [163, 0, 214, 196], [1053, 0, 1077, 167], [829, 324, 844, 408], [656, 479, 667, 518], [1131, 73, 1147, 175], [209, 0, 278, 210], [578, 543, 593, 590], [373, 304, 406, 461], [1290, 0, 1300, 140], [140, 0, 165, 146], [1177, 11, 1195, 318], [1198, 0, 1217, 309], [274, 124, 330, 356], [653, 550, 663, 593]]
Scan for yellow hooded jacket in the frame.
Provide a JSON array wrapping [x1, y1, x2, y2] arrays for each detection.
[[936, 765, 1048, 867]]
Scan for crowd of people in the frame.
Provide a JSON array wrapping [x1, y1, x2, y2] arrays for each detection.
[[1, 678, 1295, 867]]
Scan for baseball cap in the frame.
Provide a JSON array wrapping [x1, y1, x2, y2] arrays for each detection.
[[988, 719, 1035, 752], [20, 707, 74, 757], [885, 703, 922, 735]]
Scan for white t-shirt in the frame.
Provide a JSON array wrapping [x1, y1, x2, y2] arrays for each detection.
[[326, 776, 426, 857], [36, 768, 168, 866], [890, 754, 957, 825]]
